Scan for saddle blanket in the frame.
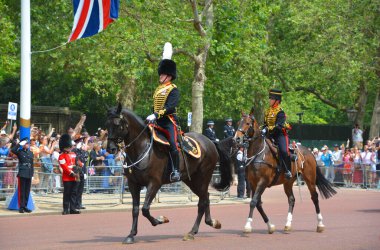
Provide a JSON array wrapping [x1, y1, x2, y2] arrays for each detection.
[[148, 125, 201, 158]]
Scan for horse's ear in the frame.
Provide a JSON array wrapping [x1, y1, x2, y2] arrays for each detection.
[[249, 106, 254, 116], [116, 103, 122, 114]]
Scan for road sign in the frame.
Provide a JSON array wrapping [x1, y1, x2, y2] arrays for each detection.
[[7, 102, 18, 120], [187, 112, 192, 127]]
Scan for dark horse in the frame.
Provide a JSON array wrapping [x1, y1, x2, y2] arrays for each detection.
[[232, 112, 336, 234], [106, 104, 233, 244]]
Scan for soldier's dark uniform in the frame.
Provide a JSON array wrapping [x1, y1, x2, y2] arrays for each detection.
[[223, 118, 235, 138], [72, 138, 88, 210], [204, 121, 218, 142], [150, 55, 181, 182], [11, 138, 34, 213], [263, 89, 292, 179]]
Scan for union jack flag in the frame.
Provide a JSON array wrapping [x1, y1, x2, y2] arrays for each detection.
[[68, 0, 119, 42]]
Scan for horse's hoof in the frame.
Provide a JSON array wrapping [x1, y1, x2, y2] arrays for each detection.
[[157, 215, 169, 224], [212, 219, 222, 229], [268, 225, 276, 234], [316, 225, 325, 233], [183, 233, 195, 241], [284, 225, 292, 232], [243, 227, 252, 233], [122, 236, 134, 244]]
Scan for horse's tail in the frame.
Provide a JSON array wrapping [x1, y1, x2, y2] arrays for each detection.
[[213, 137, 233, 191], [316, 164, 337, 199]]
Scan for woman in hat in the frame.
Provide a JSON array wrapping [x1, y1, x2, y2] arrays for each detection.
[[145, 42, 181, 182], [11, 137, 34, 213], [261, 89, 292, 179]]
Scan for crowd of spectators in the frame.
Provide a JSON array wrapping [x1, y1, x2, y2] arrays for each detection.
[[0, 115, 126, 194], [311, 137, 379, 188]]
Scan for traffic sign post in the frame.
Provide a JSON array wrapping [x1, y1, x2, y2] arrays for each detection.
[[7, 102, 18, 120]]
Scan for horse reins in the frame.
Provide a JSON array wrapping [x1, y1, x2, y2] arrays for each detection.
[[108, 117, 154, 170]]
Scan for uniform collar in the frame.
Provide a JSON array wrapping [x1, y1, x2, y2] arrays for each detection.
[[161, 81, 172, 87]]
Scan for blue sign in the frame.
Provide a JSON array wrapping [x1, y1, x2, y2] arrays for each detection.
[[7, 102, 17, 120]]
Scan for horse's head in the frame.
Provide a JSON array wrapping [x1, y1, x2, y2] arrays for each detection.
[[234, 110, 258, 145], [105, 103, 129, 154]]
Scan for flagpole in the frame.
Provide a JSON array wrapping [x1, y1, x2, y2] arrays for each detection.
[[20, 0, 31, 139]]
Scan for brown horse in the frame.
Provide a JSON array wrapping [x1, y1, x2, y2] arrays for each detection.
[[232, 112, 336, 234], [106, 104, 232, 244]]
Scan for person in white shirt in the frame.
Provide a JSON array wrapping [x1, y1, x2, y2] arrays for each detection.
[[312, 148, 323, 166], [352, 124, 364, 150], [360, 145, 376, 188], [51, 145, 61, 192]]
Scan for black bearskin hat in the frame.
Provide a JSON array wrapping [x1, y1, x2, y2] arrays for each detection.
[[59, 134, 73, 151], [158, 59, 177, 81], [269, 89, 282, 102]]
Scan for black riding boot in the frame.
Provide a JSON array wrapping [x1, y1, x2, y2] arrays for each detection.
[[170, 150, 181, 182], [283, 156, 292, 180]]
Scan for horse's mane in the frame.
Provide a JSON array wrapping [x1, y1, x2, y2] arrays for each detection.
[[107, 106, 146, 128]]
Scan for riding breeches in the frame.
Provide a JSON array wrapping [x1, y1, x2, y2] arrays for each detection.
[[271, 133, 290, 161], [156, 115, 179, 152]]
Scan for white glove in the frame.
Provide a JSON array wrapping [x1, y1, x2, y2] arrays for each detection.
[[216, 139, 219, 142], [146, 113, 156, 123], [261, 127, 267, 136], [84, 174, 87, 180]]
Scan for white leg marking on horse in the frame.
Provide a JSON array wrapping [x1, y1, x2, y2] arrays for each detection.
[[316, 213, 325, 232], [285, 212, 293, 227], [244, 218, 253, 233], [267, 221, 276, 234], [317, 213, 324, 227]]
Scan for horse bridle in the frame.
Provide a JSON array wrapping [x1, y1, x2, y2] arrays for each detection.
[[107, 114, 153, 169], [237, 115, 273, 168]]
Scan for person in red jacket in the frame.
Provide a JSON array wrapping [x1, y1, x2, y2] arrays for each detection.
[[58, 134, 81, 215]]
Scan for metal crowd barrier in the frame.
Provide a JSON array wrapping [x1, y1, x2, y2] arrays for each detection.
[[318, 162, 380, 189], [4, 159, 377, 208]]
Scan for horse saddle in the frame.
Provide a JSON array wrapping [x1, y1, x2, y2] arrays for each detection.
[[148, 125, 201, 158], [265, 138, 297, 162]]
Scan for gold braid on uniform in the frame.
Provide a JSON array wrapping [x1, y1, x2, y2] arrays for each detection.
[[264, 106, 282, 132], [153, 83, 176, 119]]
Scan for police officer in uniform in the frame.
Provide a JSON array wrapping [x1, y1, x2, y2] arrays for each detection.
[[146, 42, 181, 182], [72, 137, 88, 210], [58, 134, 81, 214], [11, 137, 33, 213], [223, 118, 235, 138], [261, 89, 292, 179], [204, 121, 219, 142]]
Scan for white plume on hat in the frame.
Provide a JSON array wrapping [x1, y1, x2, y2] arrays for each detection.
[[162, 42, 173, 60]]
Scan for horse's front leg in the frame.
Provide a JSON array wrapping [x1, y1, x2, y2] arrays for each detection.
[[123, 182, 141, 244], [244, 182, 266, 233], [256, 197, 276, 234], [283, 182, 296, 232], [141, 184, 169, 226]]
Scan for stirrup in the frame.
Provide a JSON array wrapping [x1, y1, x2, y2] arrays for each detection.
[[170, 170, 181, 182], [284, 170, 292, 180]]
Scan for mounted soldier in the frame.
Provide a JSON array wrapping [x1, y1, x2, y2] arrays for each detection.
[[261, 89, 292, 179], [146, 42, 180, 182]]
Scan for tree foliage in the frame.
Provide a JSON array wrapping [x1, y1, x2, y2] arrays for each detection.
[[0, 0, 378, 129]]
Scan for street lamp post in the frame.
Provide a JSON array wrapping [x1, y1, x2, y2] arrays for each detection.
[[346, 108, 358, 124]]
